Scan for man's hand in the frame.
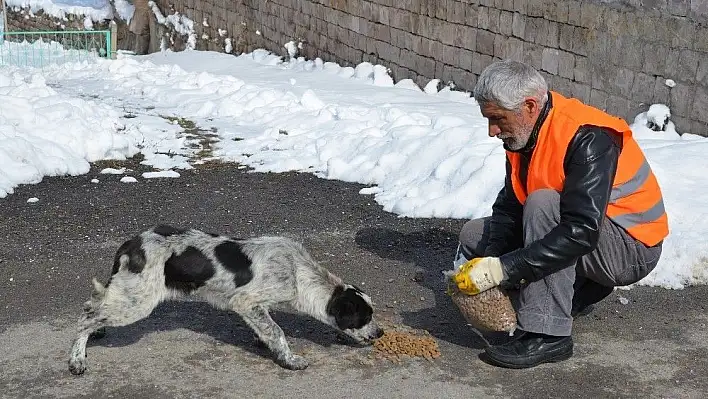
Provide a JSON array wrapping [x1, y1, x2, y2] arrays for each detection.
[[452, 257, 505, 295]]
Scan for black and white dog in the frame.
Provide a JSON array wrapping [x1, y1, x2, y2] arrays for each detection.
[[68, 225, 383, 374]]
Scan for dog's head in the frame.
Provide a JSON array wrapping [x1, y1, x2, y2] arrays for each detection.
[[326, 284, 383, 344]]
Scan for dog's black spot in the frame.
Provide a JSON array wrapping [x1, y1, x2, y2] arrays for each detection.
[[164, 246, 216, 293], [153, 225, 185, 237], [112, 236, 146, 274], [326, 286, 373, 330], [214, 241, 253, 287]]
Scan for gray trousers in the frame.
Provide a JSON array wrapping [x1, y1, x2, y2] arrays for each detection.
[[458, 189, 663, 336]]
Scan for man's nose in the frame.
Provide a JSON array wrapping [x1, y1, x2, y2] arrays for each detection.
[[488, 124, 501, 137]]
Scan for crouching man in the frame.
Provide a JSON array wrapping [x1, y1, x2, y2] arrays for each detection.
[[455, 60, 668, 368]]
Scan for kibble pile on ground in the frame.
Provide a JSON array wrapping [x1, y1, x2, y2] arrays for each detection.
[[372, 330, 441, 362]]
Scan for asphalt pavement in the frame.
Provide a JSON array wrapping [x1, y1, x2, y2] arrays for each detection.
[[1, 159, 706, 398]]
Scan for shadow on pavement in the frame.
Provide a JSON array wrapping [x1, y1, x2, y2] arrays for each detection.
[[354, 226, 503, 350], [85, 301, 362, 363]]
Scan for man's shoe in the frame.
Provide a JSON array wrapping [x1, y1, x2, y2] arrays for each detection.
[[484, 329, 529, 347], [483, 331, 573, 369]]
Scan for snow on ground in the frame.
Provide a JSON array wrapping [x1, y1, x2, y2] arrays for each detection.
[[0, 46, 706, 290]]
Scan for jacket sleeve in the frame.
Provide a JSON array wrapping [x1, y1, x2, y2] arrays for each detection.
[[498, 126, 622, 285], [484, 158, 524, 257]]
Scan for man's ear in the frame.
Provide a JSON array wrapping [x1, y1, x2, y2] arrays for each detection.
[[522, 96, 540, 115]]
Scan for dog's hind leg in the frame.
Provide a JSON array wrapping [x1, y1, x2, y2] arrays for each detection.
[[237, 305, 309, 370], [68, 276, 164, 375]]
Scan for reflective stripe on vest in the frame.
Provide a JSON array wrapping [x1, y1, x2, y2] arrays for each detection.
[[507, 91, 668, 247], [611, 198, 666, 231], [610, 159, 650, 202], [608, 155, 667, 233]]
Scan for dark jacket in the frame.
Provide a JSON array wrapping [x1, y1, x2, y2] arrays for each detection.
[[484, 92, 623, 286]]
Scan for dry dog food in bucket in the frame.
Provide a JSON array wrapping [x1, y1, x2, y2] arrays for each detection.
[[448, 285, 517, 332]]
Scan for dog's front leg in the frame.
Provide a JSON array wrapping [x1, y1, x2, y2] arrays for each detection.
[[238, 306, 309, 370], [68, 309, 106, 375]]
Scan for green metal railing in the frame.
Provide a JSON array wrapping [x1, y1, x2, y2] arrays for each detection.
[[0, 30, 112, 68]]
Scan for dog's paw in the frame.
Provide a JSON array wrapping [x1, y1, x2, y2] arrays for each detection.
[[68, 357, 87, 375], [278, 354, 309, 370]]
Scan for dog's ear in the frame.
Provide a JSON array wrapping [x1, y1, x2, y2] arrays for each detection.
[[326, 286, 372, 330], [333, 304, 358, 330]]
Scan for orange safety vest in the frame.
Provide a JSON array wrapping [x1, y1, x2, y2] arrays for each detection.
[[507, 91, 668, 247]]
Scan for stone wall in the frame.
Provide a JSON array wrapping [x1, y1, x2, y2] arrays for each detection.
[[6, 8, 96, 31], [134, 1, 708, 135], [5, 6, 132, 52]]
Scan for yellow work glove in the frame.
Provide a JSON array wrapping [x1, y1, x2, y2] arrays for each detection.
[[452, 257, 505, 295]]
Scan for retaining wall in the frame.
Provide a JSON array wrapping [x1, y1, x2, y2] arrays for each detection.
[[6, 0, 707, 135]]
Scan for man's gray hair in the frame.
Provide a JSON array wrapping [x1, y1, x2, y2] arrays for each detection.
[[473, 60, 548, 111]]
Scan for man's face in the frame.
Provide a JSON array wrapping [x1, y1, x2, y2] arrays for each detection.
[[480, 100, 539, 151]]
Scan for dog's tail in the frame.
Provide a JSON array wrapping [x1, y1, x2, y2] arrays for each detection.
[[82, 277, 107, 313], [91, 278, 107, 300], [92, 277, 106, 294]]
